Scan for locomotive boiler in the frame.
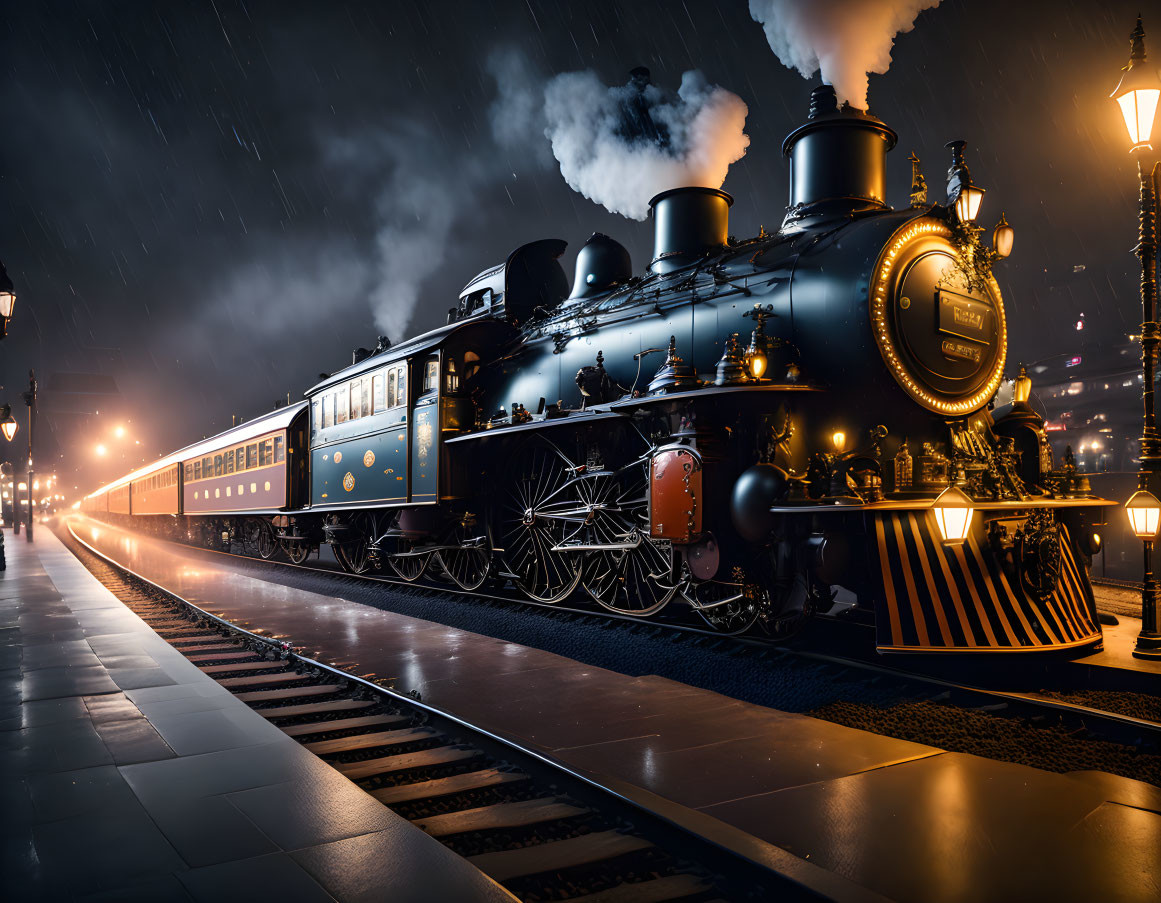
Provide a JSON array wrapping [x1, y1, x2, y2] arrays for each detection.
[[85, 86, 1112, 653]]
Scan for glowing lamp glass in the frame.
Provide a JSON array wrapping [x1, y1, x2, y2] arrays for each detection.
[[954, 185, 985, 224], [1, 417, 16, 442], [0, 291, 14, 319], [1013, 374, 1032, 406], [831, 431, 846, 452], [932, 485, 974, 545], [1116, 87, 1161, 149], [1126, 489, 1161, 538], [747, 349, 767, 379], [993, 216, 1014, 258]]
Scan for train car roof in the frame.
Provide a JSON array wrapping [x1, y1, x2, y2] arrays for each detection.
[[305, 317, 515, 397], [85, 402, 308, 500]]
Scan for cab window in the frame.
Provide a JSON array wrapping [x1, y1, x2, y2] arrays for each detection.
[[322, 395, 333, 429], [397, 366, 407, 405], [423, 359, 438, 393], [360, 377, 371, 418], [336, 384, 349, 424]]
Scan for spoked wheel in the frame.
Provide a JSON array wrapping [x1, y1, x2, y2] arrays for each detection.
[[334, 512, 375, 574], [386, 539, 431, 582], [282, 538, 312, 565], [254, 519, 277, 560], [688, 579, 763, 635], [436, 545, 491, 591], [492, 438, 583, 603], [581, 461, 678, 617]]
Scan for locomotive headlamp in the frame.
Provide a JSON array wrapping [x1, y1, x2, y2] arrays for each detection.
[[746, 338, 768, 379], [1126, 489, 1161, 538], [1012, 363, 1032, 407], [992, 213, 1015, 258], [743, 303, 774, 380], [944, 140, 985, 224], [931, 485, 974, 545], [1112, 17, 1161, 151], [1, 405, 17, 442]]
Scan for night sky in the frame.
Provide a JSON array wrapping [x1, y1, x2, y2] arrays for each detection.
[[0, 0, 1151, 497]]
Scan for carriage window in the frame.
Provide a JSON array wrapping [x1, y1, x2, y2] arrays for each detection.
[[194, 462, 201, 480], [373, 372, 385, 413], [225, 449, 234, 474], [204, 457, 213, 478], [186, 464, 193, 481], [423, 359, 438, 393], [214, 455, 223, 477], [258, 441, 268, 467], [323, 395, 333, 429], [445, 357, 460, 394], [349, 380, 362, 420], [336, 384, 349, 423], [246, 444, 258, 469], [397, 366, 407, 405], [274, 435, 285, 463], [312, 399, 321, 436], [360, 377, 372, 418], [263, 438, 274, 465], [387, 369, 397, 408]]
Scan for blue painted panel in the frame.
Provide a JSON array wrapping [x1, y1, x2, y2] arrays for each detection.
[[313, 425, 409, 507]]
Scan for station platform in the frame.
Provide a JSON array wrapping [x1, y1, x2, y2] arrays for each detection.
[[61, 516, 1161, 903], [1, 527, 517, 902]]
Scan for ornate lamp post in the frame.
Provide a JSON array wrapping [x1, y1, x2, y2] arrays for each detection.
[[1112, 16, 1161, 658], [21, 371, 36, 543]]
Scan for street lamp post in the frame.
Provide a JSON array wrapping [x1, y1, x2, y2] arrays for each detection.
[[21, 371, 36, 543], [1112, 16, 1161, 658], [0, 261, 14, 340]]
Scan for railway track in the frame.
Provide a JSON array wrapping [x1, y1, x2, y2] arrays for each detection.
[[61, 522, 832, 903], [174, 530, 1161, 752]]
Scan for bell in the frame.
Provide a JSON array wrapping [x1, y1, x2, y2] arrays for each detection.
[[714, 333, 748, 386], [648, 336, 699, 394]]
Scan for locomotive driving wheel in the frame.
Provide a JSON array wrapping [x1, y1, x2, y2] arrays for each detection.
[[436, 545, 490, 591], [282, 537, 312, 564], [492, 438, 583, 603], [581, 459, 679, 617]]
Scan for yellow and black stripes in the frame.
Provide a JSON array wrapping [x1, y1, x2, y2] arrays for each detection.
[[872, 513, 1100, 652]]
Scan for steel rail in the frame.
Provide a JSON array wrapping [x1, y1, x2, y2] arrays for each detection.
[[64, 519, 881, 903]]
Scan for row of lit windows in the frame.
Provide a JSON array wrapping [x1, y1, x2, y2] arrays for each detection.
[[192, 480, 271, 501], [137, 469, 176, 492], [315, 363, 414, 432], [185, 435, 285, 482]]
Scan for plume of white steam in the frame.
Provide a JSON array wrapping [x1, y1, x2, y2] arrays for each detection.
[[326, 124, 486, 337], [542, 70, 750, 220], [748, 0, 941, 109]]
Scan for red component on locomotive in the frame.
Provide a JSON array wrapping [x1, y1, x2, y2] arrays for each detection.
[[649, 446, 702, 543]]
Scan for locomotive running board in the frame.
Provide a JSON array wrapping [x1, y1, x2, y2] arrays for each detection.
[[871, 513, 1101, 652]]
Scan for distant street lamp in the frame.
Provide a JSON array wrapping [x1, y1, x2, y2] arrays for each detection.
[[1, 405, 16, 443], [1112, 16, 1161, 659], [0, 261, 14, 340]]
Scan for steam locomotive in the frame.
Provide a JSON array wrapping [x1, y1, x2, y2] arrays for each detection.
[[84, 86, 1112, 653]]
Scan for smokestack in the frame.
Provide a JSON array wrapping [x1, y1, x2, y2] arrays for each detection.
[[781, 86, 897, 229], [648, 187, 733, 274]]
